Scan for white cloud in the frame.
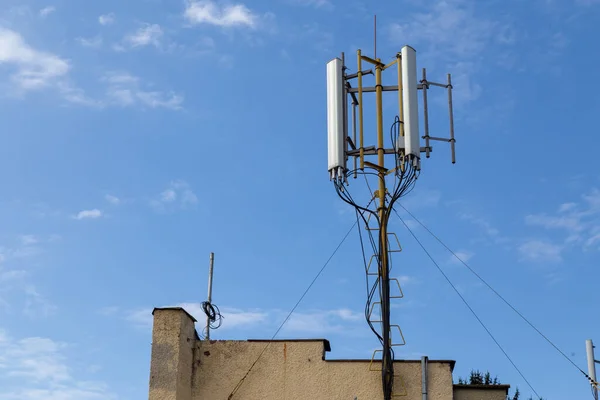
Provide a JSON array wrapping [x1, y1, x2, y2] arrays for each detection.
[[23, 286, 56, 318], [0, 28, 70, 91], [448, 250, 474, 265], [184, 0, 258, 28], [460, 212, 500, 238], [126, 308, 153, 328], [525, 214, 583, 232], [98, 13, 115, 26], [0, 269, 28, 282], [525, 188, 600, 250], [558, 202, 577, 213], [389, 0, 497, 58], [401, 189, 441, 210], [160, 189, 176, 202], [0, 28, 97, 105], [122, 23, 163, 49], [288, 0, 332, 9], [74, 209, 103, 220], [282, 309, 362, 334], [39, 6, 55, 18], [388, 0, 513, 105], [122, 303, 362, 336], [76, 36, 103, 48], [150, 180, 198, 211], [209, 306, 268, 328], [104, 195, 120, 205], [20, 235, 38, 246], [518, 239, 563, 263], [103, 72, 183, 110], [396, 275, 416, 286], [125, 304, 268, 330], [0, 331, 116, 399]]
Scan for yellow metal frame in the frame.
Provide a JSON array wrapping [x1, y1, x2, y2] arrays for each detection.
[[368, 350, 408, 397], [387, 232, 402, 253], [357, 50, 364, 170], [368, 301, 382, 324], [397, 53, 404, 138], [365, 212, 377, 231], [389, 278, 404, 299], [390, 324, 406, 347], [383, 59, 398, 71], [354, 48, 408, 399], [366, 254, 379, 275]]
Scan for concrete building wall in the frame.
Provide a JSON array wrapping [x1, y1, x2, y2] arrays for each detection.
[[453, 386, 510, 400], [149, 308, 197, 400], [193, 340, 454, 400], [149, 308, 510, 400]]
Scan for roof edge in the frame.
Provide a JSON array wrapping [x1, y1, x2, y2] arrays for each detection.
[[453, 384, 511, 390], [247, 339, 331, 352], [152, 307, 198, 323]]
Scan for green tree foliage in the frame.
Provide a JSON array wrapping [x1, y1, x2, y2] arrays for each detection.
[[512, 388, 520, 400], [456, 370, 499, 385], [455, 371, 542, 400]]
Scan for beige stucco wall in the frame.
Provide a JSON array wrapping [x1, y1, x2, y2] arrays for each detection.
[[193, 340, 454, 400], [148, 308, 508, 400], [453, 386, 509, 400], [149, 308, 197, 400]]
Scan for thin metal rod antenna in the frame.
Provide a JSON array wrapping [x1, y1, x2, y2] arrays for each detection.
[[447, 73, 456, 164], [352, 102, 357, 178], [342, 51, 348, 184], [374, 15, 377, 60], [357, 51, 364, 170], [421, 68, 431, 158], [205, 252, 215, 340]]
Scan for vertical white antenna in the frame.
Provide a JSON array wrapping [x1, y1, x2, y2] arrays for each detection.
[[401, 45, 420, 168], [327, 57, 345, 181], [205, 252, 215, 340], [587, 339, 598, 400]]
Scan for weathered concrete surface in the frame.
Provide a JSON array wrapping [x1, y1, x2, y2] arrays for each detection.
[[193, 339, 453, 399], [149, 308, 197, 400]]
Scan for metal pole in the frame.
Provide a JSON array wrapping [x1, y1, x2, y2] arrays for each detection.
[[447, 73, 456, 164], [206, 252, 215, 340], [375, 56, 392, 400], [374, 15, 377, 60], [422, 68, 430, 159], [587, 339, 598, 400], [342, 52, 348, 185], [421, 356, 428, 400], [357, 50, 364, 170], [352, 102, 357, 179]]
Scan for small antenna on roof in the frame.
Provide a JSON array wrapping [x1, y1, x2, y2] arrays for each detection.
[[202, 252, 223, 340], [374, 15, 377, 60]]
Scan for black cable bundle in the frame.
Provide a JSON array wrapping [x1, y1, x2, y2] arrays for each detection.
[[202, 301, 223, 330], [332, 116, 419, 400]]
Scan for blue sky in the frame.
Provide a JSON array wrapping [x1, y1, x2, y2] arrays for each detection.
[[0, 0, 599, 399]]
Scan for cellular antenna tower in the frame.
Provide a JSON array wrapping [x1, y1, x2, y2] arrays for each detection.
[[326, 42, 456, 399]]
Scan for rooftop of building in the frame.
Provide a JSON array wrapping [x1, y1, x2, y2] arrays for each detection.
[[153, 307, 457, 371]]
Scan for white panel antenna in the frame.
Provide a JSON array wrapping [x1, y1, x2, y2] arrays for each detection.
[[401, 45, 420, 167], [326, 57, 346, 181]]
